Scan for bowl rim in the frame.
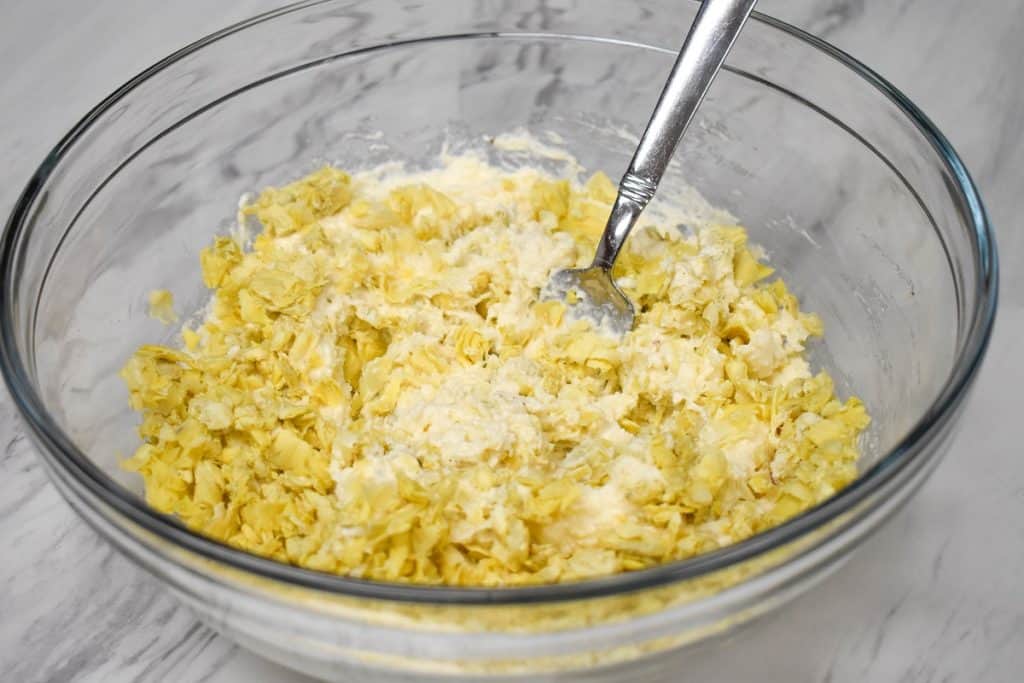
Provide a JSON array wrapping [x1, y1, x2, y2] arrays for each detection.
[[0, 0, 999, 605]]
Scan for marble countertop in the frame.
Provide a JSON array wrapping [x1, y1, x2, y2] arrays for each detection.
[[1, 1, 1021, 681]]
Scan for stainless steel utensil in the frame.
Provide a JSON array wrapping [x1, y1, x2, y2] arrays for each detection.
[[545, 0, 758, 333]]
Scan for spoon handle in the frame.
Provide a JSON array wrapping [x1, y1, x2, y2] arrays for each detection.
[[592, 0, 758, 270]]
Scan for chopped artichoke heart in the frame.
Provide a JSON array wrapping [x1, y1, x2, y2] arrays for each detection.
[[122, 153, 868, 586]]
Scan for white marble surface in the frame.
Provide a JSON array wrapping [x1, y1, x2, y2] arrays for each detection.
[[1, 1, 1022, 681]]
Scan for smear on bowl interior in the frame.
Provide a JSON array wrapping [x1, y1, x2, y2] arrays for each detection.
[[121, 146, 869, 586]]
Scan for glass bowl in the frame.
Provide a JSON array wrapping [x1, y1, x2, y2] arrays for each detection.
[[0, 1, 997, 680]]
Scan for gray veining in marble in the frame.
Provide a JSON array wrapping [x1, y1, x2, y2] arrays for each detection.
[[1, 1, 1021, 681]]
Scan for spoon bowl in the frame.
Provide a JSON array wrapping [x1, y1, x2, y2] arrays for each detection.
[[544, 265, 636, 335]]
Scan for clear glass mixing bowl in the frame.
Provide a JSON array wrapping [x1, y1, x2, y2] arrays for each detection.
[[0, 1, 998, 681]]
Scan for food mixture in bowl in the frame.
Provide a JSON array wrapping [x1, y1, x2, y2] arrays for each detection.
[[122, 149, 868, 586]]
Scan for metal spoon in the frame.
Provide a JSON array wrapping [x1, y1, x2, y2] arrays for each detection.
[[545, 0, 758, 334]]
